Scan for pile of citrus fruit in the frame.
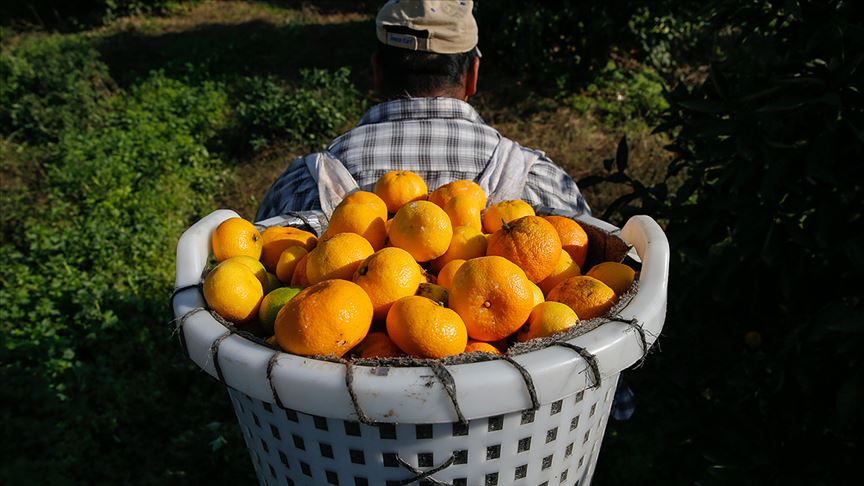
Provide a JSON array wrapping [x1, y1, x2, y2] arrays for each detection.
[[202, 171, 636, 360]]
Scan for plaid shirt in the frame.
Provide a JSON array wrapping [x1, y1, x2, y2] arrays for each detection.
[[256, 97, 589, 221]]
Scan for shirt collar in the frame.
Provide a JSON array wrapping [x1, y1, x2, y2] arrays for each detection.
[[358, 97, 486, 126]]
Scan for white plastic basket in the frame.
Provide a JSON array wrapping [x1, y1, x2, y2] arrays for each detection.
[[172, 210, 669, 486]]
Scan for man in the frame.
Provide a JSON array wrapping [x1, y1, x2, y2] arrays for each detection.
[[255, 0, 636, 422], [256, 0, 589, 222]]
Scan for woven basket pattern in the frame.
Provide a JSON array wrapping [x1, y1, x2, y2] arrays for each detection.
[[229, 372, 618, 486]]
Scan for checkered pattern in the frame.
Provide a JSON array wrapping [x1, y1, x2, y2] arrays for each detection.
[[256, 98, 590, 221]]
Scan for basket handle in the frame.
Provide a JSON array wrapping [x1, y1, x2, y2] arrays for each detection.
[[174, 209, 241, 289], [617, 215, 669, 345]]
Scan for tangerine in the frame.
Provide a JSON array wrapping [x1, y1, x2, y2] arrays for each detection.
[[482, 199, 535, 233], [260, 226, 317, 273], [352, 247, 424, 320], [203, 259, 263, 323], [388, 201, 453, 262], [448, 256, 535, 341], [211, 217, 262, 262], [486, 216, 562, 282], [544, 215, 589, 267], [547, 276, 616, 320], [342, 191, 389, 221], [306, 233, 374, 284], [275, 245, 308, 283], [373, 170, 428, 213], [386, 296, 468, 358], [428, 179, 486, 209], [275, 279, 373, 357], [516, 301, 580, 342], [586, 262, 636, 296], [538, 251, 582, 295], [323, 202, 387, 250], [430, 225, 487, 273]]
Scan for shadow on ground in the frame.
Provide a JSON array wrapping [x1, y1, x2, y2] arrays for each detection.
[[94, 17, 376, 90]]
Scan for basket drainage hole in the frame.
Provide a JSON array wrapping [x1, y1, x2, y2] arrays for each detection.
[[515, 464, 528, 479], [486, 444, 501, 460], [488, 415, 504, 431]]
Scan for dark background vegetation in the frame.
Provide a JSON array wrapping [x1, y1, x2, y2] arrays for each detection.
[[1, 0, 861, 484]]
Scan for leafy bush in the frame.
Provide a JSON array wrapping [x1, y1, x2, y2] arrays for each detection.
[[627, 4, 711, 76], [1, 1, 189, 28], [234, 67, 365, 151], [475, 0, 639, 91], [0, 45, 254, 480], [0, 35, 114, 142], [590, 0, 863, 482], [569, 60, 669, 127]]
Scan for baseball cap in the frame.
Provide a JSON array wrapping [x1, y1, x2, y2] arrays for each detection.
[[376, 0, 479, 55]]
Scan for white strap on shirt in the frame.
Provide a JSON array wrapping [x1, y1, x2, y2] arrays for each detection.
[[304, 152, 361, 219], [308, 137, 541, 218], [477, 138, 544, 204]]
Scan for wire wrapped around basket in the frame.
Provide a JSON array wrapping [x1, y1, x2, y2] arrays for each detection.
[[169, 278, 649, 428]]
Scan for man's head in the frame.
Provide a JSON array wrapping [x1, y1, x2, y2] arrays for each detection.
[[372, 0, 481, 100]]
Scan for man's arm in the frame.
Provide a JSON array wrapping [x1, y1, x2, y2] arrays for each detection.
[[522, 156, 591, 215], [255, 157, 321, 222]]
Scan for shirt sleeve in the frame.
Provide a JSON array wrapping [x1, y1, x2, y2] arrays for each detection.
[[522, 155, 591, 215], [255, 156, 321, 222]]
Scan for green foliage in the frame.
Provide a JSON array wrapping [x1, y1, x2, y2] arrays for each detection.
[[588, 0, 863, 482], [0, 27, 368, 483], [1, 1, 190, 28], [476, 0, 639, 91], [628, 4, 711, 75], [0, 35, 114, 142], [0, 34, 254, 483], [234, 67, 366, 151], [569, 60, 669, 127]]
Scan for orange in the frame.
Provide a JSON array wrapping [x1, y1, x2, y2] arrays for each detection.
[[449, 256, 535, 341], [436, 259, 466, 290], [482, 199, 535, 233], [258, 286, 302, 334], [386, 295, 468, 358], [464, 340, 502, 354], [528, 281, 545, 307], [290, 253, 310, 287], [516, 301, 580, 342], [211, 217, 262, 262], [342, 191, 388, 221], [355, 331, 404, 359], [228, 255, 268, 289], [538, 251, 582, 295], [486, 216, 562, 283], [203, 259, 264, 323], [547, 276, 616, 320], [275, 279, 373, 357], [444, 195, 483, 231], [264, 272, 281, 293], [544, 215, 589, 267], [428, 179, 487, 209], [430, 225, 487, 273], [352, 247, 424, 320], [306, 233, 374, 284], [586, 261, 636, 296], [373, 170, 428, 213], [388, 201, 453, 262], [260, 226, 317, 273], [275, 245, 308, 283], [322, 202, 387, 250]]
